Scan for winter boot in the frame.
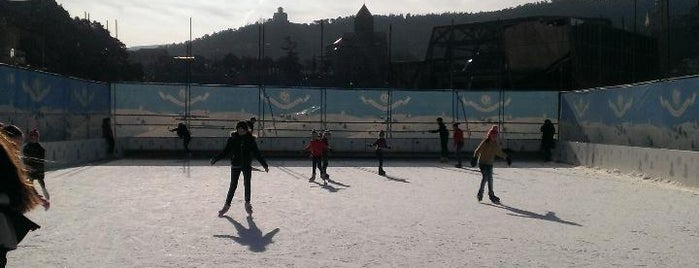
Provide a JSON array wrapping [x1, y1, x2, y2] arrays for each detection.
[[218, 204, 230, 217], [489, 194, 501, 204], [245, 203, 253, 215]]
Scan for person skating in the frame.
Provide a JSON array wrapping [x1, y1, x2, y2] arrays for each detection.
[[540, 119, 556, 162], [0, 130, 46, 267], [370, 130, 391, 176], [22, 129, 50, 200], [320, 130, 332, 180], [472, 125, 511, 204], [210, 121, 269, 217], [429, 117, 449, 163], [102, 118, 115, 156], [170, 122, 191, 154], [452, 123, 466, 168], [304, 130, 327, 183]]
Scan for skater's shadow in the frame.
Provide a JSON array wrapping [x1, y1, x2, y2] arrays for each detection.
[[326, 178, 351, 188], [382, 174, 410, 183], [312, 180, 343, 192], [214, 216, 280, 252], [483, 203, 582, 226]]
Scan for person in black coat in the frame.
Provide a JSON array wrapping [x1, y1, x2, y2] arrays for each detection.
[[429, 117, 450, 163], [170, 123, 191, 154], [540, 119, 556, 162], [22, 129, 49, 200], [210, 121, 269, 217]]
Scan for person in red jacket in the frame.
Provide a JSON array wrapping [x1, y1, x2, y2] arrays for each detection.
[[304, 130, 327, 183]]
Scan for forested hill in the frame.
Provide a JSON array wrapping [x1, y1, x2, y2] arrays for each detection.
[[160, 0, 697, 62]]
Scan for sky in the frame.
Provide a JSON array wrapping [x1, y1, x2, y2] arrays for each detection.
[[55, 0, 542, 48]]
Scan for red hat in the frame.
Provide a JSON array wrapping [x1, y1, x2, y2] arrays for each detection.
[[487, 125, 499, 139]]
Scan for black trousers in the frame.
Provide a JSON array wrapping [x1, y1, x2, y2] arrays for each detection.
[[376, 150, 385, 171], [311, 156, 322, 175], [225, 167, 252, 205], [440, 137, 448, 158]]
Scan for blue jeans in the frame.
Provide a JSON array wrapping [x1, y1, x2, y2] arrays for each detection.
[[478, 164, 494, 196]]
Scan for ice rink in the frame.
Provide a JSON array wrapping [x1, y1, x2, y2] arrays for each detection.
[[9, 158, 699, 267]]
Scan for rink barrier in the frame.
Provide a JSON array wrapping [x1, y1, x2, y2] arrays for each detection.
[[558, 141, 699, 188], [119, 137, 542, 157], [40, 138, 118, 170]]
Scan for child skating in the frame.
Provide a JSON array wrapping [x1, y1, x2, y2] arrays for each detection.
[[22, 129, 50, 200], [471, 125, 511, 204], [320, 130, 332, 180], [304, 130, 328, 184], [370, 130, 391, 176], [210, 121, 269, 217]]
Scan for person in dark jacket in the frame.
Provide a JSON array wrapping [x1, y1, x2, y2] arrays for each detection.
[[210, 121, 269, 217], [429, 117, 450, 163], [370, 130, 391, 176], [22, 129, 49, 200], [540, 119, 556, 162], [170, 123, 191, 154], [102, 118, 115, 155]]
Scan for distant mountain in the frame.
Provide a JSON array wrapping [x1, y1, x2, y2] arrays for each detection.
[[156, 0, 696, 62]]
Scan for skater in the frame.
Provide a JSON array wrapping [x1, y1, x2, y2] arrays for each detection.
[[540, 119, 556, 162], [370, 130, 391, 176], [0, 131, 46, 267], [210, 121, 269, 217], [102, 118, 115, 155], [170, 122, 191, 154], [472, 125, 511, 204], [452, 123, 466, 168], [22, 129, 50, 201], [429, 117, 449, 163], [304, 130, 327, 183], [247, 117, 257, 134], [320, 130, 332, 180], [2, 126, 50, 210]]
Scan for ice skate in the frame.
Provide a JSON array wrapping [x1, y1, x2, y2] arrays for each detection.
[[218, 204, 230, 217], [309, 174, 316, 182], [245, 203, 253, 215], [378, 169, 386, 176], [476, 192, 483, 202], [489, 195, 501, 204]]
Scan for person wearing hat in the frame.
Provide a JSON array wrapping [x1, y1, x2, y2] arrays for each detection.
[[472, 125, 511, 204], [22, 129, 49, 200], [210, 121, 269, 217]]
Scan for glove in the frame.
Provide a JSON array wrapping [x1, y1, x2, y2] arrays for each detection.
[[506, 156, 512, 166], [470, 157, 477, 167]]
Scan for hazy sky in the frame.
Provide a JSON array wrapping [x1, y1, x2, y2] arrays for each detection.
[[55, 0, 542, 47]]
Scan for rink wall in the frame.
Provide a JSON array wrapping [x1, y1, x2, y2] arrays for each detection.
[[120, 137, 542, 157], [558, 142, 699, 188], [40, 139, 116, 170], [558, 75, 699, 188]]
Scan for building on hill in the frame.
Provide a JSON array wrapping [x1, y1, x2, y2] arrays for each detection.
[[402, 16, 659, 90], [325, 4, 388, 88], [272, 7, 289, 24]]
